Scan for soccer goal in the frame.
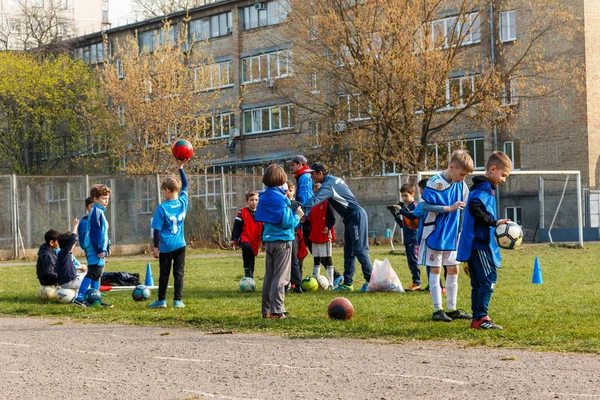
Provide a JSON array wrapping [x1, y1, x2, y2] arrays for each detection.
[[414, 170, 584, 247]]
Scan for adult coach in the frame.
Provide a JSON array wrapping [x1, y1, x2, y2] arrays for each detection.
[[302, 162, 372, 292]]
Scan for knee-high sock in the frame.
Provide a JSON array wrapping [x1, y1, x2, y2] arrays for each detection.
[[326, 266, 334, 287], [430, 273, 442, 311], [312, 265, 320, 277], [76, 277, 93, 301], [446, 274, 458, 311], [91, 280, 100, 290]]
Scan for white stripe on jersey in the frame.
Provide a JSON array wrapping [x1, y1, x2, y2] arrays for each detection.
[[421, 173, 468, 241], [331, 187, 349, 209]]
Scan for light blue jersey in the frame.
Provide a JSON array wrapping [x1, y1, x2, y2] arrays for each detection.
[[152, 190, 189, 253]]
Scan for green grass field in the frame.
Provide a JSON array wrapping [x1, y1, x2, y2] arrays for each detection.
[[1, 244, 598, 353]]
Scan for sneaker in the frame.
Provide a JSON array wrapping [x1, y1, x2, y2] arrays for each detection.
[[432, 309, 452, 322], [267, 313, 288, 319], [173, 300, 185, 308], [407, 283, 421, 291], [100, 301, 114, 308], [333, 276, 344, 288], [149, 299, 167, 308], [293, 285, 303, 294], [358, 283, 369, 292], [333, 284, 354, 291], [441, 288, 446, 294], [446, 309, 472, 320], [470, 316, 503, 330], [72, 298, 88, 308]]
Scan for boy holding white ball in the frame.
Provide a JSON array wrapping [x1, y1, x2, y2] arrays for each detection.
[[457, 151, 512, 330]]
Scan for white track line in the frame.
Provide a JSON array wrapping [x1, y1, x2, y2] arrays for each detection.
[[83, 377, 111, 382], [371, 372, 467, 385], [0, 370, 25, 374], [63, 349, 117, 356], [182, 389, 263, 400], [153, 356, 212, 363], [0, 342, 30, 347], [261, 363, 326, 370], [553, 393, 600, 398]]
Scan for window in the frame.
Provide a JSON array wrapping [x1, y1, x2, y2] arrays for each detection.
[[31, 0, 43, 7], [461, 12, 481, 45], [201, 112, 235, 139], [242, 0, 288, 30], [307, 121, 320, 147], [429, 12, 480, 48], [502, 78, 518, 106], [138, 25, 177, 53], [139, 178, 152, 214], [445, 75, 479, 109], [189, 11, 231, 42], [503, 140, 521, 169], [505, 206, 522, 225], [338, 94, 370, 122], [425, 138, 485, 170], [8, 19, 20, 33], [193, 61, 233, 90], [116, 58, 124, 78], [59, 0, 67, 8], [76, 43, 106, 64], [241, 50, 291, 84], [499, 10, 517, 42], [117, 105, 125, 126], [309, 69, 319, 93], [243, 104, 295, 134]]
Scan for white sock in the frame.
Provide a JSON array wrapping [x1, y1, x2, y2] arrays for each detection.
[[326, 266, 334, 287], [446, 274, 458, 311], [312, 266, 320, 278], [430, 273, 442, 311]]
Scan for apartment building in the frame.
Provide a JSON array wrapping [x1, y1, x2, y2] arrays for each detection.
[[69, 0, 600, 239]]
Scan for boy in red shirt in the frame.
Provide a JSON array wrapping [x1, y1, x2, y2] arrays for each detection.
[[231, 191, 263, 279]]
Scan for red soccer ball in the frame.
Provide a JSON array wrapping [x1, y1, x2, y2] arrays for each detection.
[[327, 297, 354, 320], [171, 139, 194, 161]]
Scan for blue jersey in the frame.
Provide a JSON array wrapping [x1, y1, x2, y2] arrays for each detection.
[[421, 173, 469, 251], [152, 186, 189, 253], [83, 203, 109, 266], [78, 214, 88, 251], [302, 174, 361, 218], [295, 172, 314, 205]]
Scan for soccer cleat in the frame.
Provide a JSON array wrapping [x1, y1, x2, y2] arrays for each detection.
[[333, 276, 344, 288], [432, 309, 452, 322], [72, 298, 88, 308], [293, 285, 303, 294], [267, 313, 288, 319], [100, 301, 113, 308], [470, 316, 503, 330], [333, 284, 354, 291], [173, 300, 185, 308], [358, 283, 369, 292], [149, 299, 167, 308], [407, 283, 421, 291], [446, 309, 472, 320]]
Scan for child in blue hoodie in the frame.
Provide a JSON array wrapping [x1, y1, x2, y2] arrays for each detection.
[[255, 164, 303, 319]]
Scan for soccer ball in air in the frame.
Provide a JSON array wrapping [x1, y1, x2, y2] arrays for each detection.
[[132, 285, 152, 302], [56, 288, 76, 304], [83, 288, 102, 307], [494, 222, 523, 249], [171, 139, 194, 161], [38, 285, 58, 301], [301, 277, 319, 292], [316, 275, 329, 290], [239, 277, 256, 292]]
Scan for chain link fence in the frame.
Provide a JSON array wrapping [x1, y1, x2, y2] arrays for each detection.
[[0, 171, 591, 259]]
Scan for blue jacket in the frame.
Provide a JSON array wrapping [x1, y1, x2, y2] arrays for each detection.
[[56, 234, 78, 285], [295, 172, 314, 205], [83, 203, 109, 266], [303, 174, 362, 218], [256, 187, 300, 242], [457, 177, 501, 266], [77, 213, 88, 251]]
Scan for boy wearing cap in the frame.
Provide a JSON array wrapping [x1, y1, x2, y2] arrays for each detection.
[[303, 162, 373, 292]]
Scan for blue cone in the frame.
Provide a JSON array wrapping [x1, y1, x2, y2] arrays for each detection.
[[145, 263, 154, 286], [532, 257, 543, 284]]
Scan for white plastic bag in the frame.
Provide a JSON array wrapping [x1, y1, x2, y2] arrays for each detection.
[[367, 258, 404, 292]]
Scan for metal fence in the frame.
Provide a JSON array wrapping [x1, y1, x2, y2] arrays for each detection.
[[0, 171, 591, 259]]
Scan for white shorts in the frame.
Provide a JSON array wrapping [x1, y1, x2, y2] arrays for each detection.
[[418, 240, 458, 267], [311, 241, 332, 258], [60, 271, 86, 290]]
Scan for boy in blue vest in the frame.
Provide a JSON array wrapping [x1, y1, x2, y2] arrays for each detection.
[[420, 150, 473, 322], [149, 159, 189, 308], [457, 151, 512, 330], [73, 184, 112, 307]]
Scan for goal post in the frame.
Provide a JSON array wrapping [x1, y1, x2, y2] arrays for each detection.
[[416, 170, 584, 248]]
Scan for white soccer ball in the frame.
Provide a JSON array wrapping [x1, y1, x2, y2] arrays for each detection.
[[38, 285, 58, 301], [316, 275, 329, 290], [56, 288, 76, 304], [239, 277, 256, 292], [494, 222, 523, 249]]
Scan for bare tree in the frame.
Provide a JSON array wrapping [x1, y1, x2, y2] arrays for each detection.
[[132, 0, 218, 19], [276, 0, 582, 175]]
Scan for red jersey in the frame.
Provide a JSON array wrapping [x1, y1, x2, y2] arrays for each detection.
[[308, 201, 336, 243], [236, 207, 263, 255]]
